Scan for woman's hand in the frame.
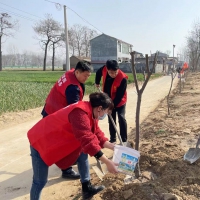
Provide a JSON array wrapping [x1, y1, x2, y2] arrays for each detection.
[[105, 160, 118, 174], [103, 141, 115, 151], [99, 154, 118, 174]]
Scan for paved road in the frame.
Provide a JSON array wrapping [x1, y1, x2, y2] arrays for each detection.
[[0, 75, 178, 200]]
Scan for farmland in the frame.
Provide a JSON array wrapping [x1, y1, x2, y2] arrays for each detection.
[[0, 70, 162, 115]]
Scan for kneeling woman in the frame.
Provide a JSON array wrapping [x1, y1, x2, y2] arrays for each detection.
[[27, 92, 118, 200]]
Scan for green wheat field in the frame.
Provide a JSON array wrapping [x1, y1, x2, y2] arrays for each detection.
[[0, 70, 162, 115]]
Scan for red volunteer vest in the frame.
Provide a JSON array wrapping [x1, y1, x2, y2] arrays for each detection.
[[27, 101, 96, 166], [44, 69, 84, 114], [102, 66, 128, 107]]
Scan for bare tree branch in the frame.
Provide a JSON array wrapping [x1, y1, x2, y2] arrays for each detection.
[[0, 12, 19, 71], [130, 51, 139, 92], [33, 14, 63, 71], [141, 52, 157, 93]]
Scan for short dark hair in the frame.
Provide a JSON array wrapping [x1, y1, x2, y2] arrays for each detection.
[[75, 61, 93, 72], [89, 92, 114, 110], [106, 60, 119, 71]]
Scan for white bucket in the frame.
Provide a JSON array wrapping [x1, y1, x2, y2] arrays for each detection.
[[113, 145, 140, 176]]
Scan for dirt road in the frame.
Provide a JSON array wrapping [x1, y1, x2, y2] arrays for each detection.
[[0, 75, 178, 200]]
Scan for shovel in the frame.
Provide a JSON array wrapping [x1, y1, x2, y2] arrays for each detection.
[[92, 158, 105, 180], [108, 113, 132, 147], [96, 86, 131, 147], [184, 136, 200, 164], [92, 86, 132, 179]]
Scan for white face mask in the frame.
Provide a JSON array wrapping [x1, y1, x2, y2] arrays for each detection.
[[98, 113, 107, 120]]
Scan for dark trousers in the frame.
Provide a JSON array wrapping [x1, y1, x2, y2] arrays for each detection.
[[108, 104, 127, 142]]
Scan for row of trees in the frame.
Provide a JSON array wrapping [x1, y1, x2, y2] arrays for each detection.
[[33, 14, 98, 71], [0, 13, 98, 71], [185, 20, 200, 71], [2, 51, 64, 68]]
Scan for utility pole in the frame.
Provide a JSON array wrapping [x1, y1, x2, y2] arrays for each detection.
[[173, 44, 175, 70], [0, 18, 2, 71], [45, 1, 70, 71], [0, 33, 2, 71], [64, 5, 70, 71]]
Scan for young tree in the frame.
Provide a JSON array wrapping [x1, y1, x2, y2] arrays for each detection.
[[33, 14, 63, 71], [167, 69, 177, 115], [130, 51, 158, 150], [0, 13, 18, 71]]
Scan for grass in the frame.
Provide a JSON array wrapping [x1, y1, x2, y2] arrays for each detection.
[[0, 70, 162, 115], [155, 129, 165, 135]]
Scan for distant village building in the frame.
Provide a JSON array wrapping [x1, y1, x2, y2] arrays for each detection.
[[90, 34, 133, 71], [89, 35, 175, 74], [150, 52, 169, 64], [70, 56, 91, 69]]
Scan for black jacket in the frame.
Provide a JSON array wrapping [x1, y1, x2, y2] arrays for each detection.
[[95, 66, 127, 107]]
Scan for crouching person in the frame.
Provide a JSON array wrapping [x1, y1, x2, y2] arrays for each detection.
[[27, 92, 118, 200]]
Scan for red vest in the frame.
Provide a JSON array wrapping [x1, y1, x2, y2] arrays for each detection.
[[27, 101, 96, 166], [102, 66, 128, 107], [44, 69, 84, 114]]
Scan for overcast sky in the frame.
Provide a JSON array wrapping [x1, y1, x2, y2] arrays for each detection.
[[0, 0, 199, 57]]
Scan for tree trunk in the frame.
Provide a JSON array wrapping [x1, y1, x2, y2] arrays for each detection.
[[52, 43, 55, 71], [135, 92, 142, 150], [167, 72, 176, 115], [43, 45, 48, 71], [0, 35, 2, 71], [43, 41, 50, 71]]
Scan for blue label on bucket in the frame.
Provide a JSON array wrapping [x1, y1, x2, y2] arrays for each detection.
[[118, 153, 138, 175]]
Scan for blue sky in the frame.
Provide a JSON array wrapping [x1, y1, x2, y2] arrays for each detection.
[[0, 0, 200, 57]]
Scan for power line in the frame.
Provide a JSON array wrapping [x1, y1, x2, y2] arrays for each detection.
[[45, 0, 103, 33], [0, 1, 43, 19], [67, 6, 103, 33], [0, 0, 104, 33], [0, 7, 38, 22]]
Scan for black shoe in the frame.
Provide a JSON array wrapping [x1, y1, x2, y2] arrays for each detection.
[[62, 169, 80, 179], [109, 139, 116, 143], [82, 181, 105, 200]]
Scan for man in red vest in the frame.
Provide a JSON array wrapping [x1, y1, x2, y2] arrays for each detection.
[[41, 61, 92, 179], [95, 60, 128, 143]]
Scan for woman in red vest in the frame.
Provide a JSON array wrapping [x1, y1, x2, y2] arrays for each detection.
[[95, 60, 128, 143], [28, 92, 118, 200]]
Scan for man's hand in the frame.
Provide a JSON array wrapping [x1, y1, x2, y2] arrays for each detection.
[[95, 84, 100, 88]]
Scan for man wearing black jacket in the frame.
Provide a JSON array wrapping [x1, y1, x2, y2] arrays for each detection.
[[95, 60, 128, 143]]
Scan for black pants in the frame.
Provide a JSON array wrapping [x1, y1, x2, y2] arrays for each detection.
[[108, 104, 127, 142]]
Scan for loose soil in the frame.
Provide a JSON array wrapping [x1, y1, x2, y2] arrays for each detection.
[[1, 72, 200, 200], [94, 72, 200, 200]]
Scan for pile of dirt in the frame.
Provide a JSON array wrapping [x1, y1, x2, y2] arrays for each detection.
[[92, 72, 200, 200]]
